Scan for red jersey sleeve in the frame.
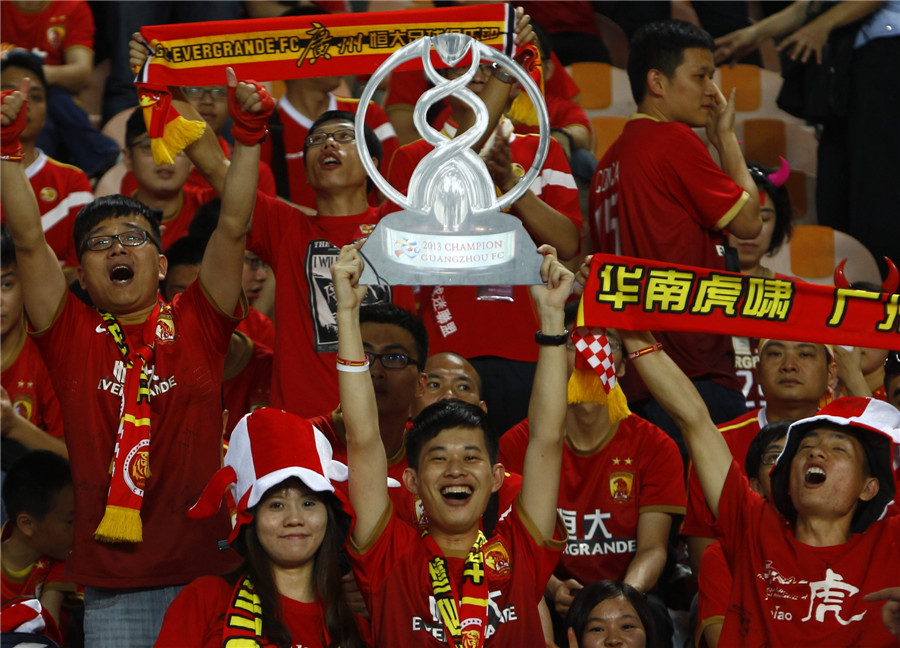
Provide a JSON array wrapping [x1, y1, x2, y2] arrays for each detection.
[[61, 0, 94, 52], [663, 124, 747, 233]]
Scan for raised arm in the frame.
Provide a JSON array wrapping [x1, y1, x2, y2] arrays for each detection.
[[128, 32, 230, 193], [518, 245, 572, 538], [0, 82, 68, 330], [332, 244, 391, 546], [199, 68, 269, 314], [618, 330, 732, 518], [706, 85, 760, 240], [457, 6, 535, 151], [485, 136, 579, 259]]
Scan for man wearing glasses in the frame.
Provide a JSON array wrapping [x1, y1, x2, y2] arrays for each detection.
[[0, 72, 270, 647], [682, 339, 838, 575]]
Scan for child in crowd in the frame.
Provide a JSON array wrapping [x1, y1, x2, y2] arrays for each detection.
[[1, 450, 79, 645]]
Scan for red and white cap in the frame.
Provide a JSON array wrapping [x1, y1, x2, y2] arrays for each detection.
[[770, 397, 900, 533], [189, 408, 348, 543]]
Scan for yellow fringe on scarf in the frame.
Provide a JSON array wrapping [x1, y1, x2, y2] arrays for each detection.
[[94, 505, 143, 543], [567, 368, 631, 425], [147, 114, 206, 166]]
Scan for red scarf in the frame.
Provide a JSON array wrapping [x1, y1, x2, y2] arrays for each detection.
[[423, 530, 490, 648], [579, 254, 900, 348], [136, 5, 515, 86], [93, 302, 166, 543]]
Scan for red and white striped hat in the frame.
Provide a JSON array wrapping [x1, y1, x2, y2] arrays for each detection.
[[189, 408, 348, 543], [770, 397, 900, 533]]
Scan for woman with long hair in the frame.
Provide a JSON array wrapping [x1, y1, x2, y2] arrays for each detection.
[[154, 408, 366, 648], [565, 580, 661, 648]]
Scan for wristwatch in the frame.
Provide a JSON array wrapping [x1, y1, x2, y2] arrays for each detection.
[[491, 63, 514, 84]]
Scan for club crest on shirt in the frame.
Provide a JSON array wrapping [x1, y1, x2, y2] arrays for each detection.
[[12, 396, 34, 421], [483, 541, 510, 577], [609, 471, 634, 503], [39, 186, 58, 202], [155, 310, 175, 342], [359, 224, 376, 236], [46, 25, 66, 49]]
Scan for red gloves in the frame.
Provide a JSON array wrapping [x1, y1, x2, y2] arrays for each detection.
[[0, 88, 27, 161], [228, 80, 275, 147]]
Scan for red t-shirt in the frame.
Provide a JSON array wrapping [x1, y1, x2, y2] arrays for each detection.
[[29, 282, 243, 588], [349, 502, 566, 647], [715, 463, 899, 647], [222, 334, 272, 439], [0, 152, 93, 267], [588, 115, 747, 400], [500, 415, 685, 583], [154, 575, 330, 648], [0, 0, 94, 65], [387, 133, 580, 361], [260, 94, 398, 211], [247, 193, 415, 417], [0, 334, 63, 439], [236, 306, 274, 349], [695, 541, 730, 648], [682, 408, 765, 539]]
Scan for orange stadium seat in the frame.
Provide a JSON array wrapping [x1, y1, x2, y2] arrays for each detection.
[[568, 62, 613, 110], [590, 115, 627, 158], [718, 64, 762, 112], [765, 225, 882, 285]]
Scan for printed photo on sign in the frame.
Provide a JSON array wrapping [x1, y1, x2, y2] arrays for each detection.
[[305, 239, 392, 352]]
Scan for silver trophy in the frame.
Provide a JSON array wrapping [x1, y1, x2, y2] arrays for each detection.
[[355, 33, 550, 286]]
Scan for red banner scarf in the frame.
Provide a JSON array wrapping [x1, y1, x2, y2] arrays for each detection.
[[578, 254, 900, 348], [136, 4, 515, 86], [93, 301, 167, 543], [423, 530, 490, 648]]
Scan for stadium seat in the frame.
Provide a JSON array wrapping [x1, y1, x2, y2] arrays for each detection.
[[765, 225, 882, 285], [590, 115, 627, 158]]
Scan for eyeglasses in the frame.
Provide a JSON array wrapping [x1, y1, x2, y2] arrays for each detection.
[[365, 352, 419, 370], [305, 128, 355, 147], [443, 63, 492, 80], [760, 450, 783, 466], [243, 256, 268, 271], [183, 86, 227, 102], [81, 229, 159, 253]]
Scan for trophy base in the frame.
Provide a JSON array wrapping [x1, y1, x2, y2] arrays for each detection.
[[359, 209, 545, 286]]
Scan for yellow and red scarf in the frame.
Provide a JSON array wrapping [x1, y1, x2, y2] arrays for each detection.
[[578, 254, 900, 349], [423, 530, 490, 648], [93, 302, 167, 543]]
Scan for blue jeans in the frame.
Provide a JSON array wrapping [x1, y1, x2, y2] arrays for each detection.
[[83, 585, 183, 648]]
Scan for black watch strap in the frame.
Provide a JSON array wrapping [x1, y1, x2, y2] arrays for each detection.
[[535, 329, 569, 346]]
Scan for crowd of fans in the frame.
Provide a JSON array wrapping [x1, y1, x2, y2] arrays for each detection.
[[1, 2, 899, 648]]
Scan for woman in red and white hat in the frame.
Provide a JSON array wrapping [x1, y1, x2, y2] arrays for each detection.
[[154, 407, 367, 648]]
